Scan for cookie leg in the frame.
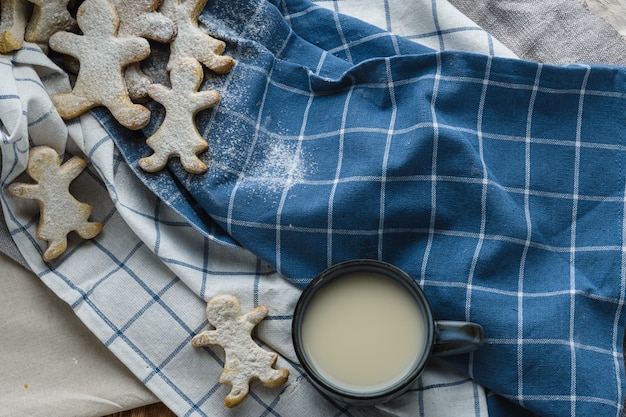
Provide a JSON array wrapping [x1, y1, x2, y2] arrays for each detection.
[[125, 63, 152, 102], [202, 54, 236, 75], [179, 153, 208, 174], [52, 92, 95, 120], [76, 221, 102, 239], [223, 382, 249, 408], [138, 152, 169, 173], [260, 368, 290, 388], [190, 37, 236, 74], [43, 237, 67, 261], [106, 96, 151, 130]]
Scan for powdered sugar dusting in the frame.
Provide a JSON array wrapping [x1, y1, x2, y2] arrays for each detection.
[[246, 140, 305, 192]]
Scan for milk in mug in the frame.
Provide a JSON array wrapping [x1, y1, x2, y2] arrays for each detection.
[[301, 271, 427, 392]]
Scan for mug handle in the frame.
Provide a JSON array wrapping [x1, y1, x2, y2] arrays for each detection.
[[432, 321, 484, 356]]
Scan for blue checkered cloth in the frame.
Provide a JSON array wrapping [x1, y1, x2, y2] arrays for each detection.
[[90, 0, 626, 415]]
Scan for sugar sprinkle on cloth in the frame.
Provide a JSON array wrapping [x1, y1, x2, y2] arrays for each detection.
[[1, 0, 626, 416]]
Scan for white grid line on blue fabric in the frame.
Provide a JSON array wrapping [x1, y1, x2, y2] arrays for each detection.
[[568, 65, 591, 417], [275, 71, 314, 273], [485, 338, 614, 356], [378, 57, 397, 259], [422, 280, 622, 304], [212, 103, 626, 153], [389, 23, 402, 55], [225, 30, 292, 240], [420, 51, 443, 287], [500, 393, 618, 408], [326, 83, 351, 267], [329, 2, 354, 64], [209, 213, 626, 255], [316, 50, 330, 76], [280, 2, 309, 24], [615, 166, 626, 417], [207, 152, 626, 203], [262, 70, 626, 101], [274, 54, 318, 274], [517, 62, 543, 408], [465, 54, 492, 382]]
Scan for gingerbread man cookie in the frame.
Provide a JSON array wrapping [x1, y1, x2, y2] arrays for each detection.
[[0, 0, 31, 54], [139, 57, 220, 174], [192, 294, 290, 408], [111, 0, 177, 101], [7, 146, 103, 261], [24, 0, 77, 49], [48, 0, 151, 130], [158, 0, 235, 74]]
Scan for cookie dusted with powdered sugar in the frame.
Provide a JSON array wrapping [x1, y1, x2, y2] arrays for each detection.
[[48, 0, 151, 130], [192, 294, 290, 408], [159, 0, 236, 74], [6, 146, 102, 262], [139, 57, 220, 174]]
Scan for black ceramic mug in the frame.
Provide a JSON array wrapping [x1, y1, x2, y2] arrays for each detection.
[[292, 259, 484, 405]]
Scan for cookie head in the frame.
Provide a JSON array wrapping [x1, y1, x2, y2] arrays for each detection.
[[28, 146, 60, 182], [171, 57, 204, 91], [77, 0, 119, 37], [207, 295, 241, 325]]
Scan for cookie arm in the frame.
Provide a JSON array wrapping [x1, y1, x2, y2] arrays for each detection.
[[118, 37, 151, 64], [193, 90, 220, 109], [59, 156, 87, 182], [135, 13, 176, 43], [7, 182, 42, 200], [146, 83, 170, 104], [244, 305, 268, 325], [48, 30, 81, 57], [191, 330, 219, 347]]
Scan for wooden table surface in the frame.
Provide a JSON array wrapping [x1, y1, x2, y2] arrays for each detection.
[[104, 403, 176, 417]]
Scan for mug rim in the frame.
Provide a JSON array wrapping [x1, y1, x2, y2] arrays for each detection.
[[292, 259, 436, 404]]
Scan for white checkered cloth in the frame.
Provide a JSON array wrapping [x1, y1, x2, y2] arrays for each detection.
[[1, 1, 515, 416]]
